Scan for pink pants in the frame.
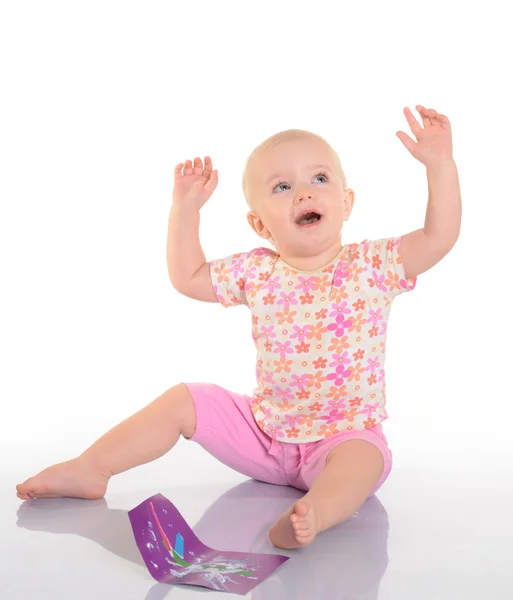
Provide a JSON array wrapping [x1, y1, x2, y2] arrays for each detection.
[[183, 383, 393, 496]]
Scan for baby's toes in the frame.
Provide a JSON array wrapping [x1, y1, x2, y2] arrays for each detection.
[[294, 501, 310, 518], [16, 482, 34, 497], [294, 527, 314, 544], [293, 520, 311, 532]]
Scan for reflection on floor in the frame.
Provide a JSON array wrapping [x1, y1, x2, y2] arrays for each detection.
[[15, 479, 388, 599]]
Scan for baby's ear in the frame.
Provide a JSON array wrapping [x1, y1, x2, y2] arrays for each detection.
[[343, 189, 355, 220], [247, 211, 272, 240]]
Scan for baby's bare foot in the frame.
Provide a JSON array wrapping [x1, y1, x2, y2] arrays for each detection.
[[268, 499, 320, 549], [16, 457, 111, 501]]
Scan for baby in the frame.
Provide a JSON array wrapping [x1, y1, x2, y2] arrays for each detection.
[[17, 107, 461, 549]]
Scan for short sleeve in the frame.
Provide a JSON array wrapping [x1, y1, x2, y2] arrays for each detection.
[[209, 247, 277, 308], [361, 236, 417, 299]]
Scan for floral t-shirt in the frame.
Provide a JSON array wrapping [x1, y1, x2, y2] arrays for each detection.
[[209, 237, 417, 443]]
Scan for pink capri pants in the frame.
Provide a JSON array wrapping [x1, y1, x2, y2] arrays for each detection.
[[183, 383, 393, 496]]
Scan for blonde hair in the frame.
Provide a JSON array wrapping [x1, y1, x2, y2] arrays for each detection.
[[242, 129, 347, 208]]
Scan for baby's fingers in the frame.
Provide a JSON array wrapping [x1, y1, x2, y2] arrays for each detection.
[[203, 156, 213, 174], [203, 169, 218, 197], [193, 157, 204, 175], [174, 162, 184, 180]]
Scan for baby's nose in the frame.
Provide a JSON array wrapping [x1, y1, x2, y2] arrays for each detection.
[[295, 192, 314, 203]]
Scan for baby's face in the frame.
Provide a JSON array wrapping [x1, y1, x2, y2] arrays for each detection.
[[246, 137, 353, 259]]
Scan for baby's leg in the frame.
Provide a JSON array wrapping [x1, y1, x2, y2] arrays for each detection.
[[16, 384, 196, 501], [269, 440, 385, 549]]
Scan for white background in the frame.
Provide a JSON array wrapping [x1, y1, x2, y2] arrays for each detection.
[[1, 0, 512, 496]]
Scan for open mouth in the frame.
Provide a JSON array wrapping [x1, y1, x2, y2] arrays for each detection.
[[295, 211, 323, 227]]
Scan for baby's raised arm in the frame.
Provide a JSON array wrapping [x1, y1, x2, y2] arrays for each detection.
[[167, 157, 219, 302]]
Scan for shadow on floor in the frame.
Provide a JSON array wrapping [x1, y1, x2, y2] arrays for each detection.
[[17, 479, 389, 599]]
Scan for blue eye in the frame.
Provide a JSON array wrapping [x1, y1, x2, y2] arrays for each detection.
[[314, 173, 328, 183], [273, 171, 329, 193]]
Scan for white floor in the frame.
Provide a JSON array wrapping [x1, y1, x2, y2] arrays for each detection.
[[2, 465, 512, 599]]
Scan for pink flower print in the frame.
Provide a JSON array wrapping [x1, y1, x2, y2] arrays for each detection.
[[291, 324, 309, 343], [327, 313, 352, 337], [262, 406, 273, 420], [326, 365, 351, 385], [274, 340, 293, 358], [329, 351, 351, 368], [245, 265, 257, 281], [263, 370, 275, 387], [378, 368, 385, 383], [291, 374, 308, 390], [250, 394, 263, 408], [329, 301, 351, 319], [326, 363, 352, 386], [250, 247, 275, 268], [246, 281, 257, 299], [368, 270, 387, 292], [261, 325, 276, 343], [333, 264, 350, 286], [320, 408, 343, 425], [327, 398, 347, 411], [295, 275, 319, 294], [276, 386, 295, 401], [368, 307, 383, 327], [278, 290, 298, 309], [212, 285, 224, 304], [365, 356, 381, 373], [380, 321, 387, 336], [264, 275, 282, 294], [361, 402, 379, 417], [283, 413, 301, 428], [267, 424, 285, 438], [230, 257, 245, 279]]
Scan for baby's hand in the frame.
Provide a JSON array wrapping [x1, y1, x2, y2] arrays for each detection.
[[172, 156, 218, 210]]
